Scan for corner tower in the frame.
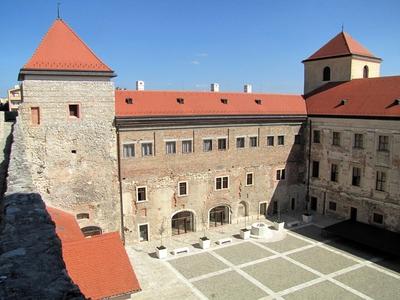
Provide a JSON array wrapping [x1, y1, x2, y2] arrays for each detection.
[[18, 19, 119, 234], [303, 32, 381, 95]]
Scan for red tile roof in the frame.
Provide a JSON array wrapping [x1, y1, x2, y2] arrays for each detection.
[[62, 232, 141, 300], [115, 90, 307, 117], [22, 19, 112, 72], [304, 32, 379, 62], [46, 206, 141, 299], [305, 76, 400, 118]]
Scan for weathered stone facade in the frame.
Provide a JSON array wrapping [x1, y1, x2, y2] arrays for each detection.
[[307, 117, 400, 232], [119, 122, 307, 243], [18, 77, 120, 234]]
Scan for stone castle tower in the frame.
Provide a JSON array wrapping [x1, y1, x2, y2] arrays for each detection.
[[18, 19, 120, 233], [303, 32, 382, 95]]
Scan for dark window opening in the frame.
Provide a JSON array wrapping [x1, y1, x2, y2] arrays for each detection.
[[177, 98, 184, 104], [71, 150, 77, 154], [373, 213, 383, 224], [218, 138, 227, 150], [76, 213, 89, 220], [276, 169, 285, 180], [331, 163, 338, 182], [125, 98, 133, 104], [354, 133, 364, 149], [221, 98, 228, 104], [278, 135, 285, 145], [332, 132, 341, 146], [310, 197, 317, 211], [236, 137, 245, 148], [378, 135, 389, 152], [179, 182, 188, 196], [267, 136, 274, 146], [323, 66, 331, 81], [352, 167, 361, 186], [255, 99, 262, 105], [313, 130, 321, 143], [246, 173, 253, 185], [250, 136, 258, 147], [329, 201, 337, 211], [137, 187, 147, 201], [216, 176, 229, 190], [312, 161, 319, 178], [294, 134, 302, 145], [363, 65, 369, 78], [81, 226, 102, 237], [203, 139, 213, 152], [69, 104, 80, 118], [376, 171, 386, 192]]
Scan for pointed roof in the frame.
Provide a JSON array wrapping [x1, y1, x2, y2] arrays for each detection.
[[303, 32, 380, 62], [20, 19, 113, 74]]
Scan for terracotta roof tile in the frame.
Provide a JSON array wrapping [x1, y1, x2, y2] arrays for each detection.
[[22, 19, 112, 72], [304, 32, 379, 62], [115, 90, 307, 117], [47, 206, 84, 242], [305, 76, 400, 118]]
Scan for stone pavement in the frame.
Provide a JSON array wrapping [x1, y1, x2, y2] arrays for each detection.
[[126, 216, 400, 300]]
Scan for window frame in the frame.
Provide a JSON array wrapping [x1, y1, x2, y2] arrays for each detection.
[[378, 135, 389, 152], [313, 130, 321, 143], [178, 181, 189, 197], [68, 103, 80, 119], [330, 163, 338, 182], [236, 137, 245, 149], [136, 186, 148, 202], [203, 139, 213, 152], [277, 135, 285, 146], [276, 169, 286, 180], [323, 66, 331, 81], [165, 140, 177, 155], [267, 136, 274, 146], [352, 167, 361, 187], [354, 133, 364, 149], [215, 176, 229, 191], [138, 223, 150, 242], [182, 139, 193, 154], [312, 161, 319, 178], [373, 213, 383, 224], [375, 171, 386, 192], [30, 106, 40, 125], [141, 142, 153, 157], [122, 143, 135, 158], [328, 201, 337, 211], [332, 131, 341, 146], [218, 138, 227, 151], [249, 136, 258, 148], [245, 172, 254, 186]]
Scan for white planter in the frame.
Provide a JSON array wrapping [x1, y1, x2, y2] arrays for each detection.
[[274, 221, 285, 231], [302, 214, 313, 223], [240, 229, 250, 240], [156, 247, 167, 259], [199, 238, 211, 249]]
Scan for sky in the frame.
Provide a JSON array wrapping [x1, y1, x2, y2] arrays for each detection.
[[1, 0, 400, 96]]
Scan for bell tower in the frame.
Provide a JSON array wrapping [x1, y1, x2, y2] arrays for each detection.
[[303, 31, 381, 95]]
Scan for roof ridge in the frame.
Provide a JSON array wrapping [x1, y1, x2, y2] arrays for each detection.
[[342, 32, 352, 54]]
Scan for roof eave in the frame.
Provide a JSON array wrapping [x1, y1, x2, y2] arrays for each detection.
[[302, 53, 382, 63], [18, 68, 117, 81]]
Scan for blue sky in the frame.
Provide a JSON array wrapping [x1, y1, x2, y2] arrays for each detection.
[[1, 0, 400, 96]]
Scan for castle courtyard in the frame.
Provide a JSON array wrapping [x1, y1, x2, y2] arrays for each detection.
[[126, 218, 400, 300]]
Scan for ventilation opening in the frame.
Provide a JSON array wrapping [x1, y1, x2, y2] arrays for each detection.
[[125, 98, 133, 104], [177, 98, 184, 104], [71, 150, 77, 154], [340, 99, 348, 105], [221, 98, 228, 104], [255, 99, 262, 105], [81, 226, 102, 237], [76, 213, 89, 220]]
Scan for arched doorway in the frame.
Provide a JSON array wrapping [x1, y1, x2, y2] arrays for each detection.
[[209, 206, 230, 227], [171, 211, 194, 235], [238, 201, 248, 217]]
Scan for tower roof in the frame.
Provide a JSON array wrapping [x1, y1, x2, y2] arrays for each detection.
[[303, 32, 380, 62], [20, 19, 114, 76]]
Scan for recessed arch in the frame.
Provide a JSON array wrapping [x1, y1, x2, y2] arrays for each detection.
[[363, 65, 369, 78], [323, 66, 331, 81], [209, 205, 231, 227], [171, 210, 195, 235], [238, 201, 249, 217]]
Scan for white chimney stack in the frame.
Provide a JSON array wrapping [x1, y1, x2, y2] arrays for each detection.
[[136, 80, 145, 91], [244, 84, 252, 93], [211, 83, 220, 92]]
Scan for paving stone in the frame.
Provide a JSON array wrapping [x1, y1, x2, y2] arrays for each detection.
[[258, 234, 311, 253], [214, 242, 274, 265]]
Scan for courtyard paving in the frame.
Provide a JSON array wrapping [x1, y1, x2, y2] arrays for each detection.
[[127, 216, 400, 300]]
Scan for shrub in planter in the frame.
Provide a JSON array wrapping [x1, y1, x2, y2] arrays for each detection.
[[156, 245, 167, 259], [302, 213, 313, 223], [240, 228, 250, 240], [199, 236, 211, 249]]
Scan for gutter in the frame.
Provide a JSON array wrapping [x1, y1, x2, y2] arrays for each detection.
[[115, 123, 125, 245]]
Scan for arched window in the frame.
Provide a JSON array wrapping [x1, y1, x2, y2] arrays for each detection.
[[81, 226, 102, 237], [323, 66, 331, 81], [363, 65, 369, 78]]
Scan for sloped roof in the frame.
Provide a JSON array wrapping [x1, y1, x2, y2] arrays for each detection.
[[304, 32, 380, 62], [47, 207, 84, 242], [62, 232, 141, 300], [305, 76, 400, 118], [115, 90, 307, 117], [21, 19, 112, 72]]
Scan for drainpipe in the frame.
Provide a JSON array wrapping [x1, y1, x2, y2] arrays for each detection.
[[306, 119, 312, 210], [116, 124, 125, 244]]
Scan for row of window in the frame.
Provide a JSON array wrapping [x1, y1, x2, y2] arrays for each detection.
[[327, 201, 383, 224], [123, 134, 299, 158], [30, 105, 80, 125], [322, 65, 369, 82], [313, 130, 390, 152], [312, 161, 388, 191]]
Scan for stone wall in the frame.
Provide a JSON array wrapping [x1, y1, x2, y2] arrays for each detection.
[[0, 121, 84, 300]]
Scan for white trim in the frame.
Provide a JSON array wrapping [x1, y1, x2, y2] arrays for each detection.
[[245, 172, 254, 186], [180, 138, 193, 141], [139, 140, 154, 144], [163, 138, 178, 142], [177, 181, 189, 197], [137, 222, 150, 242], [214, 175, 229, 191], [202, 137, 214, 140], [216, 136, 228, 139], [136, 186, 148, 203]]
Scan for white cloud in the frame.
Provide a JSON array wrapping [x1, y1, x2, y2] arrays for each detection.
[[196, 52, 208, 57], [191, 60, 200, 65]]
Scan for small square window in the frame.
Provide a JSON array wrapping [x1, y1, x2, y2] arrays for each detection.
[[313, 130, 321, 143], [328, 201, 337, 211], [141, 143, 153, 156], [203, 139, 212, 152], [123, 144, 135, 158], [249, 137, 258, 147], [276, 169, 285, 180], [373, 213, 383, 224], [178, 182, 188, 196], [218, 138, 227, 150], [166, 141, 176, 154], [294, 134, 302, 145], [267, 136, 274, 146], [182, 140, 192, 153], [69, 104, 80, 118], [136, 187, 147, 202], [246, 173, 253, 185], [215, 176, 229, 190], [236, 137, 245, 148], [278, 135, 284, 145]]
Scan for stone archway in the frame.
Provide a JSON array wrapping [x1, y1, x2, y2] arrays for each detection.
[[238, 201, 249, 218], [209, 205, 230, 227], [171, 210, 195, 235]]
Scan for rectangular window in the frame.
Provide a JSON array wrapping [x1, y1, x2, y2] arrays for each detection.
[[329, 201, 337, 211], [294, 134, 302, 145], [236, 137, 245, 148], [141, 143, 153, 156], [203, 139, 212, 152], [31, 107, 40, 125], [218, 138, 227, 150], [313, 130, 321, 143], [378, 135, 389, 151], [123, 144, 135, 158], [182, 140, 192, 153], [330, 163, 338, 182], [166, 141, 176, 154], [376, 171, 386, 192], [178, 181, 188, 196], [246, 173, 254, 186], [352, 167, 361, 186], [139, 224, 149, 242], [373, 213, 383, 224], [278, 135, 285, 145], [332, 132, 341, 146], [68, 104, 80, 118], [276, 169, 285, 180], [249, 136, 258, 147], [354, 133, 364, 149], [215, 176, 229, 190], [267, 136, 274, 146], [312, 161, 319, 178], [136, 186, 147, 202]]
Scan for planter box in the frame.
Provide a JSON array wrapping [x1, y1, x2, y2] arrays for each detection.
[[240, 229, 250, 240], [199, 237, 211, 249], [156, 246, 167, 259], [302, 214, 313, 223], [274, 221, 285, 231]]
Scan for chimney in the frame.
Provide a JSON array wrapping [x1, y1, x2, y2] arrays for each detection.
[[136, 80, 145, 91], [211, 83, 220, 92], [244, 84, 252, 93]]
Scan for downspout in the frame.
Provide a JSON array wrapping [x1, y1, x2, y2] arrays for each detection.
[[306, 119, 312, 210], [116, 124, 125, 244]]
